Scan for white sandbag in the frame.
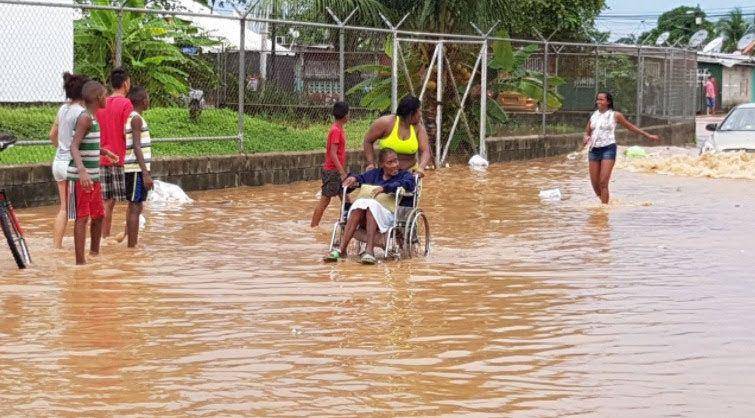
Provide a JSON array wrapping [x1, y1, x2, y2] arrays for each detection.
[[468, 154, 489, 170], [147, 180, 193, 205]]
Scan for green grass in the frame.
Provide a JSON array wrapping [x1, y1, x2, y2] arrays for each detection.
[[0, 106, 370, 165]]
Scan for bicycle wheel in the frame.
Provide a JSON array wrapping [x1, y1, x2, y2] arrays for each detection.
[[0, 207, 27, 269]]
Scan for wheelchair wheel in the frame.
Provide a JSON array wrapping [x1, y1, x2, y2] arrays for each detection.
[[404, 210, 430, 258], [1, 207, 29, 269]]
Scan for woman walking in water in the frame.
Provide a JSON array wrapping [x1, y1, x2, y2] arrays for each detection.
[[584, 92, 659, 204], [49, 72, 90, 248]]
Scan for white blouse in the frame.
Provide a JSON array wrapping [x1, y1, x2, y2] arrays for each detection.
[[589, 109, 616, 149]]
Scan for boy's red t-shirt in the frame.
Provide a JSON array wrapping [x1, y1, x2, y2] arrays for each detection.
[[323, 123, 346, 171], [96, 95, 133, 166]]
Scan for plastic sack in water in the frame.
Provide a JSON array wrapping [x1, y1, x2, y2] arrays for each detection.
[[625, 145, 648, 159], [147, 180, 193, 205], [539, 188, 562, 201], [468, 154, 489, 171]]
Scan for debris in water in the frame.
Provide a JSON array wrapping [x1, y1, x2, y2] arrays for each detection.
[[468, 154, 489, 170], [538, 188, 562, 201], [625, 145, 648, 158], [147, 180, 193, 205], [641, 201, 653, 207]]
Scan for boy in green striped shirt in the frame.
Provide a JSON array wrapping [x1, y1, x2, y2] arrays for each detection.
[[68, 81, 118, 265]]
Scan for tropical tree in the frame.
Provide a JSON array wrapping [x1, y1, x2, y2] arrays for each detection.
[[717, 8, 752, 53], [615, 34, 638, 45], [488, 31, 565, 111], [638, 6, 715, 47], [74, 0, 218, 105]]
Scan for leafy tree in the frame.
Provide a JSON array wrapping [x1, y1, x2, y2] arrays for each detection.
[[638, 6, 715, 47], [615, 34, 637, 45], [717, 8, 752, 53], [488, 31, 565, 111], [74, 0, 218, 105]]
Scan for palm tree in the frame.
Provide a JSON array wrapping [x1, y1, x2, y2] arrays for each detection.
[[717, 8, 752, 52], [74, 0, 218, 105]]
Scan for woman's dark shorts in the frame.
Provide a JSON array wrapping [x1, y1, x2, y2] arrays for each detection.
[[321, 169, 342, 198], [588, 143, 617, 161]]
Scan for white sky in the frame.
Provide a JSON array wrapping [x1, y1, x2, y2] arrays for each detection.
[[598, 0, 755, 41]]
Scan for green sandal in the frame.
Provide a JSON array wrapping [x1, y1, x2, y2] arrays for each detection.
[[324, 250, 341, 262]]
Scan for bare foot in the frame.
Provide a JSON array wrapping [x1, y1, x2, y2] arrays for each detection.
[[115, 231, 126, 243]]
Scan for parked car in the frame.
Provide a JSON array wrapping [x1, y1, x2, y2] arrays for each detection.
[[701, 103, 755, 153]]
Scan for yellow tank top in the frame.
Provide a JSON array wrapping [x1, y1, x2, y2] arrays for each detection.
[[379, 116, 418, 155]]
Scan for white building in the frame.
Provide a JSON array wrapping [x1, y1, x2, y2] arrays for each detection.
[[0, 0, 74, 102]]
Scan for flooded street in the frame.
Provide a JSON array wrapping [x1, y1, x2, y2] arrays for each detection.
[[1, 151, 754, 416]]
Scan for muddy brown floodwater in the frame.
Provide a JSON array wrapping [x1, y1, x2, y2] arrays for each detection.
[[1, 150, 754, 416]]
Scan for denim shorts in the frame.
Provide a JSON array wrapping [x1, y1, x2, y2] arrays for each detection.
[[588, 143, 617, 161], [706, 97, 716, 108]]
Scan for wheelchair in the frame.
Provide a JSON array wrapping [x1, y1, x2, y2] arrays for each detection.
[[328, 175, 430, 260]]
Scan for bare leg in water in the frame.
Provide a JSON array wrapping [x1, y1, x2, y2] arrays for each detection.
[[589, 159, 616, 204], [125, 202, 142, 247], [53, 180, 68, 249], [339, 209, 365, 255], [589, 160, 601, 198], [90, 217, 103, 256], [598, 159, 616, 204], [364, 210, 378, 257], [74, 217, 88, 265]]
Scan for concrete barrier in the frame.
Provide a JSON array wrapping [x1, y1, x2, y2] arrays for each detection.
[[0, 121, 694, 208], [485, 121, 694, 163]]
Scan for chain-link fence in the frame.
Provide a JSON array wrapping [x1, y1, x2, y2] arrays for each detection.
[[0, 0, 697, 166]]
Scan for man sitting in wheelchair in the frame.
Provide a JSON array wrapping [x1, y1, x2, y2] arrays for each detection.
[[325, 148, 415, 264]]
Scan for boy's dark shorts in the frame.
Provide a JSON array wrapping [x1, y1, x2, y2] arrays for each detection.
[[125, 172, 149, 203], [321, 169, 342, 198]]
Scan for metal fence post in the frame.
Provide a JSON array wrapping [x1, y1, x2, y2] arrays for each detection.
[[237, 15, 246, 152], [663, 49, 670, 122], [326, 8, 357, 102], [636, 46, 643, 127], [115, 8, 124, 67], [435, 41, 443, 166], [479, 38, 488, 160], [391, 31, 399, 112], [594, 46, 600, 98], [542, 42, 548, 136]]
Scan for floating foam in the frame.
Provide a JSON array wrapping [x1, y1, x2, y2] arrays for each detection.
[[618, 149, 755, 180]]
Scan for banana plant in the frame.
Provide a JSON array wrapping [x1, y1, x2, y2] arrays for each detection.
[[74, 0, 218, 105], [488, 30, 565, 111]]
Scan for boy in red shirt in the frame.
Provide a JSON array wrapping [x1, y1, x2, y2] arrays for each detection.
[[96, 67, 133, 239], [311, 101, 349, 227]]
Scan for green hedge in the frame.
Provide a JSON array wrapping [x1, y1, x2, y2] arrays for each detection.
[[0, 106, 370, 165]]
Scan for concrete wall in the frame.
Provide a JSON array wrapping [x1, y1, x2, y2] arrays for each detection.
[[722, 65, 752, 109], [485, 121, 694, 163], [0, 122, 694, 208]]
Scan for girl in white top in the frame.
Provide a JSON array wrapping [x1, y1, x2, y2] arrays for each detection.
[[583, 92, 660, 204], [48, 72, 90, 248]]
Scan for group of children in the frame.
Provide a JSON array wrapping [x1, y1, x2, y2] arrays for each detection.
[[51, 68, 152, 265]]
